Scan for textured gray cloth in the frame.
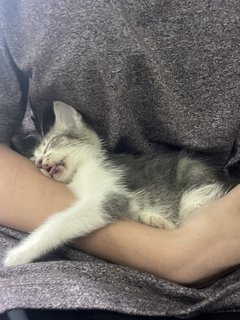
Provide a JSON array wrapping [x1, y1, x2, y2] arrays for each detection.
[[1, 226, 240, 318], [0, 0, 240, 317]]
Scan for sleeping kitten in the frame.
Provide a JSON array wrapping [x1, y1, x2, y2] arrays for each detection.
[[4, 101, 237, 266]]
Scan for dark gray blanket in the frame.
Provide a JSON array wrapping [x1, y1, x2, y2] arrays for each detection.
[[0, 0, 240, 317]]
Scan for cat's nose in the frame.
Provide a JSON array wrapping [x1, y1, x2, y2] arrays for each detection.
[[35, 159, 43, 168]]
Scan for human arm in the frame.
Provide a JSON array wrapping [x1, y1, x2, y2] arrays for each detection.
[[1, 144, 240, 286]]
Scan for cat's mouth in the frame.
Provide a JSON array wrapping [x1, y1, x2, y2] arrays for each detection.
[[36, 160, 66, 178], [44, 165, 61, 177]]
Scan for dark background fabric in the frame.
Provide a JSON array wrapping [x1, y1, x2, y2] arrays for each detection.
[[1, 226, 240, 318], [0, 0, 240, 164], [2, 309, 240, 320], [0, 0, 240, 318]]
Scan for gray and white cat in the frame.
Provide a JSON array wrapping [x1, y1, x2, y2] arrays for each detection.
[[4, 101, 237, 266]]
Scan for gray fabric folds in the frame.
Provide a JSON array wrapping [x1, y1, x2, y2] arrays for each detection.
[[0, 0, 240, 317]]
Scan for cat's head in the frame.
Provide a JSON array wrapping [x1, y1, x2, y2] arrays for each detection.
[[33, 101, 102, 183]]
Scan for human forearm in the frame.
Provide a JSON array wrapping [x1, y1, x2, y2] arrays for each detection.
[[74, 186, 240, 285], [0, 144, 76, 231], [73, 220, 181, 279]]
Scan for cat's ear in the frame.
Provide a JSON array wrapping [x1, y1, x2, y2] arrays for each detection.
[[53, 101, 83, 130]]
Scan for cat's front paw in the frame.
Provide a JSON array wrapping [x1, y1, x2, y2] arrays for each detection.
[[4, 247, 33, 267], [138, 212, 176, 229]]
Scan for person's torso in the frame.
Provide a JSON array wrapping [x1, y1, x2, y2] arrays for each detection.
[[1, 0, 240, 165]]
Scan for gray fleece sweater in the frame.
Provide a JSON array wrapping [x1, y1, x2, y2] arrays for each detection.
[[0, 0, 240, 317]]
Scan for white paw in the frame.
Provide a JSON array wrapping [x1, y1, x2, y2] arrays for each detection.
[[4, 247, 33, 267], [138, 212, 176, 229]]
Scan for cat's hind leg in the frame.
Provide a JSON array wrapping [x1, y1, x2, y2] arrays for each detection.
[[179, 183, 225, 222], [4, 200, 108, 267]]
